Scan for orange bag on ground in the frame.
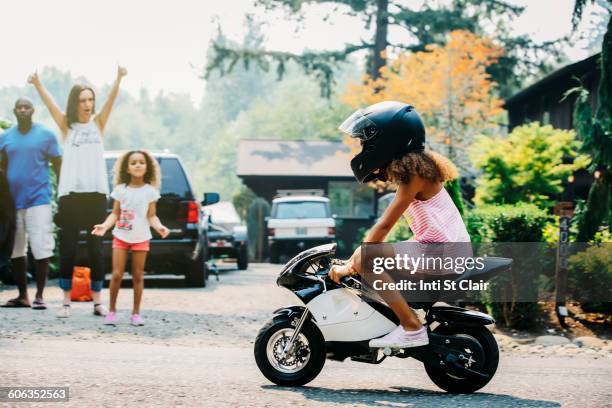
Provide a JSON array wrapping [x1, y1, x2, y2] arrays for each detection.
[[71, 266, 93, 302]]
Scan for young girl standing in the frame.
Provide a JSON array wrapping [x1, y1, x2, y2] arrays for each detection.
[[330, 101, 470, 349], [92, 150, 169, 326]]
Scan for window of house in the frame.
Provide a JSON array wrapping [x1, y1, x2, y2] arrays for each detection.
[[328, 181, 373, 218]]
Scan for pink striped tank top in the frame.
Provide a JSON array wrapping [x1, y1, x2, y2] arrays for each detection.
[[405, 187, 470, 243]]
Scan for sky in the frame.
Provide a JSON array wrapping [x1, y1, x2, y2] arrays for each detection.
[[0, 0, 607, 105]]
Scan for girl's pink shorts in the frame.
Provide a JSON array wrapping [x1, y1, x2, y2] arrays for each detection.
[[112, 237, 150, 252]]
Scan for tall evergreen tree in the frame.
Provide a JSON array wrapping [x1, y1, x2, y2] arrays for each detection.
[[206, 0, 566, 98], [569, 0, 612, 241]]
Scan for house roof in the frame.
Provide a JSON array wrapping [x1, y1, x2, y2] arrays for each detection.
[[505, 53, 600, 108], [237, 139, 354, 177]]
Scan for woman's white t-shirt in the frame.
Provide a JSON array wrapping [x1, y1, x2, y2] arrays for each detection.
[[58, 120, 109, 197], [111, 184, 161, 243]]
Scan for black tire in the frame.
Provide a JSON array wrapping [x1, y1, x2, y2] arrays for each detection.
[[237, 245, 248, 270], [424, 326, 499, 393], [185, 249, 207, 287], [254, 316, 326, 386]]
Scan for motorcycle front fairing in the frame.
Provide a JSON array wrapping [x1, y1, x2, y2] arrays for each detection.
[[276, 243, 336, 304]]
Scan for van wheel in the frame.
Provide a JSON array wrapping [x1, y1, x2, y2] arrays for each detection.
[[185, 250, 207, 287]]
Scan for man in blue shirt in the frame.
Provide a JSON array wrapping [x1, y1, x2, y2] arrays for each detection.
[[0, 97, 61, 309]]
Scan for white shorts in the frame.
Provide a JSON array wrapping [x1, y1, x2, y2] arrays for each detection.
[[11, 204, 55, 260]]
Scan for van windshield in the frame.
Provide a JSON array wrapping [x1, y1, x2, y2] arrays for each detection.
[[274, 201, 329, 219]]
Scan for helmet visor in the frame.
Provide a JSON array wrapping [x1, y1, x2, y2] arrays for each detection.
[[338, 109, 380, 141]]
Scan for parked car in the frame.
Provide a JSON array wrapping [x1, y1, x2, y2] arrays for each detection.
[[207, 223, 248, 270], [76, 151, 219, 287], [202, 201, 242, 231], [203, 201, 248, 270], [267, 195, 336, 263]]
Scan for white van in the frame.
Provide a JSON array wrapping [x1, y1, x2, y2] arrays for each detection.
[[267, 196, 336, 263]]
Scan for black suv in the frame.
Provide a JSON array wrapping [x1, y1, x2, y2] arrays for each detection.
[[76, 151, 219, 287]]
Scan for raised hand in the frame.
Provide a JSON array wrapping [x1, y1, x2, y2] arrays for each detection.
[[117, 66, 128, 78], [91, 224, 108, 237], [27, 71, 40, 86]]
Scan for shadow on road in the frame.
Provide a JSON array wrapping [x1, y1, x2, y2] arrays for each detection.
[[262, 385, 561, 407]]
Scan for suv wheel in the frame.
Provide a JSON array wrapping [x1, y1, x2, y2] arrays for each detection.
[[185, 249, 207, 287], [237, 244, 248, 270]]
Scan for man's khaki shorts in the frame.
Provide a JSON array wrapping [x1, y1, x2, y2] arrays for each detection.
[[11, 204, 55, 260]]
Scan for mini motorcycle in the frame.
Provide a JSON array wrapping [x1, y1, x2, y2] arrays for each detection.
[[254, 243, 512, 393]]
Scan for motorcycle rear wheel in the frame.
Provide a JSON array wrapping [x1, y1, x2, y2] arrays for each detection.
[[424, 326, 499, 393], [254, 316, 326, 386]]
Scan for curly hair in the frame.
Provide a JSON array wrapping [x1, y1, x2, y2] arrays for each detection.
[[113, 150, 161, 189], [383, 150, 458, 184]]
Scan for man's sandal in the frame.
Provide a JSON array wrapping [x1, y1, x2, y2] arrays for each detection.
[[0, 298, 31, 308]]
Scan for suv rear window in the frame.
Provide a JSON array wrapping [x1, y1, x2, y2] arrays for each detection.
[[105, 156, 193, 199], [273, 201, 330, 219]]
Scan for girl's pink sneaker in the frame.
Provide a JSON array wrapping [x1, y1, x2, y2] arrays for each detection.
[[103, 312, 117, 325], [130, 314, 145, 326]]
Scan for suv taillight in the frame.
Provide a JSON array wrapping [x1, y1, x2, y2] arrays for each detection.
[[179, 201, 200, 223], [328, 227, 336, 236], [268, 228, 275, 237], [187, 201, 199, 223]]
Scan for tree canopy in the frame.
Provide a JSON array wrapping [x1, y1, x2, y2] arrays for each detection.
[[207, 0, 567, 98], [343, 30, 504, 170]]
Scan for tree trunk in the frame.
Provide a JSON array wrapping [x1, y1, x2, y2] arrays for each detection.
[[370, 0, 389, 80]]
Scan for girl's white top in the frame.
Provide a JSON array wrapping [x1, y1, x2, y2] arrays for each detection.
[[58, 119, 109, 197], [111, 184, 161, 243]]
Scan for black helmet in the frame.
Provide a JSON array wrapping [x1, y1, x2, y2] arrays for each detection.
[[339, 101, 426, 183]]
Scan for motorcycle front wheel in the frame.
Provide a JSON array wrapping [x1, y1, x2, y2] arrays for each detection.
[[254, 316, 326, 386], [424, 326, 499, 393]]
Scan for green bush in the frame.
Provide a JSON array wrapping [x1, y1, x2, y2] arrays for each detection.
[[445, 179, 465, 216], [232, 185, 256, 221], [467, 203, 549, 329], [467, 203, 549, 242], [384, 217, 413, 242], [567, 244, 612, 313], [470, 123, 588, 210], [0, 118, 11, 130]]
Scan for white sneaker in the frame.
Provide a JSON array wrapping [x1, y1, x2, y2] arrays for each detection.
[[369, 325, 429, 348], [56, 305, 71, 318], [93, 304, 108, 317]]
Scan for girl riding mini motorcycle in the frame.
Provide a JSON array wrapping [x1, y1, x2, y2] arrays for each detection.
[[253, 101, 512, 393], [330, 101, 471, 349]]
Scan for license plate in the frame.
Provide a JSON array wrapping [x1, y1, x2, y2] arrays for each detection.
[[296, 227, 307, 235], [213, 240, 230, 247]]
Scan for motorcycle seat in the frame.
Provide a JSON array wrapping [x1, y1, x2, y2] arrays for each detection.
[[456, 257, 513, 282]]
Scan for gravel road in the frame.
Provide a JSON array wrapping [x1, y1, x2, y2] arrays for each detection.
[[1, 263, 611, 407]]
